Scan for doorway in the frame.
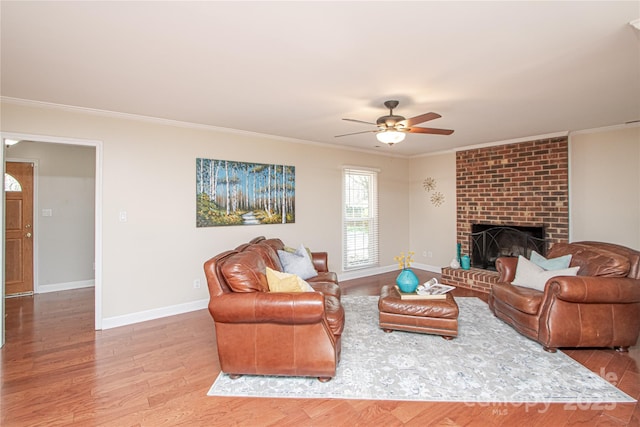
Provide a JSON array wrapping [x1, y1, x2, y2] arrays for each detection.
[[1, 133, 103, 348], [5, 161, 34, 296]]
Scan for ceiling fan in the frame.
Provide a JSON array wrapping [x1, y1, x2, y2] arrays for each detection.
[[336, 100, 454, 146]]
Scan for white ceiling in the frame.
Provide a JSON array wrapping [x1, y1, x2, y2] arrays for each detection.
[[2, 1, 639, 156]]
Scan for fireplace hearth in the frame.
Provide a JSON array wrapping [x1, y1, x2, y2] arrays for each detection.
[[470, 224, 547, 271]]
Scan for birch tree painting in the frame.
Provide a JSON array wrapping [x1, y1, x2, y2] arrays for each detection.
[[196, 158, 295, 227]]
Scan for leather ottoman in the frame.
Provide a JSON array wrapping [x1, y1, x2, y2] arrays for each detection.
[[378, 284, 459, 339]]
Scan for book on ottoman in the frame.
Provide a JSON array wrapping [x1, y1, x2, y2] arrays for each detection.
[[396, 279, 455, 300]]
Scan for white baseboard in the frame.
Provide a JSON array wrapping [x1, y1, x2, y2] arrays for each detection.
[[338, 263, 442, 282], [411, 262, 443, 274], [37, 279, 95, 293], [101, 298, 209, 330], [338, 264, 396, 281], [100, 265, 443, 330]]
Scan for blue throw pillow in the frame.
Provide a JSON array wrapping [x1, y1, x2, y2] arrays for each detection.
[[277, 244, 318, 280], [530, 250, 572, 271]]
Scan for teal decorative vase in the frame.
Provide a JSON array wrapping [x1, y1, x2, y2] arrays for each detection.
[[396, 268, 419, 293]]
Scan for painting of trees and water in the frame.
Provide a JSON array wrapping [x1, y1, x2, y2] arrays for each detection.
[[196, 158, 295, 227]]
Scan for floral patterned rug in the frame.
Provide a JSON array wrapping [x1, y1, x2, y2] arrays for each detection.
[[208, 296, 635, 404]]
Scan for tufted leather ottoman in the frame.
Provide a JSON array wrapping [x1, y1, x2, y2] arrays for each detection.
[[378, 284, 459, 339]]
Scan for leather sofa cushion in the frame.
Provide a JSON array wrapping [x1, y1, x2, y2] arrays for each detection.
[[324, 295, 345, 336], [308, 281, 342, 300], [549, 243, 630, 278], [378, 286, 459, 319], [309, 271, 338, 284], [261, 238, 286, 252], [578, 241, 640, 279], [248, 243, 283, 271], [491, 282, 543, 315], [221, 251, 270, 293]]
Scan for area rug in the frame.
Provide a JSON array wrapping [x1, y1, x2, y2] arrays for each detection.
[[208, 296, 635, 404]]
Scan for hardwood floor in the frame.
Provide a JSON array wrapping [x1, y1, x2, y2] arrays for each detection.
[[1, 271, 638, 426]]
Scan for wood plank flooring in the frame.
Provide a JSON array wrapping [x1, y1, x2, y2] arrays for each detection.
[[1, 270, 638, 426]]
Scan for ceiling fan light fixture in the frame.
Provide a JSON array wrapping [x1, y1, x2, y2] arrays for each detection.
[[337, 100, 453, 143], [376, 130, 405, 145]]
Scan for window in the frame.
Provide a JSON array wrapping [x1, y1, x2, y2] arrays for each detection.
[[343, 167, 379, 270], [4, 173, 22, 192]]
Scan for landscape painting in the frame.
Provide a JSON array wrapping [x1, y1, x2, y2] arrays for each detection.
[[196, 158, 295, 227]]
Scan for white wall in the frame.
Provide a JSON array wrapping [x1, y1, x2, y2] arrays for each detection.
[[408, 152, 457, 270], [3, 100, 638, 329], [6, 141, 96, 291], [404, 126, 640, 266], [569, 126, 640, 250], [1, 135, 5, 346], [1, 101, 410, 324]]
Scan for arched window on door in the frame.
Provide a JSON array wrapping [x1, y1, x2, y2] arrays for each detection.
[[4, 173, 22, 192]]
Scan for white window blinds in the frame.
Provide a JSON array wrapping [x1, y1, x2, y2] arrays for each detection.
[[343, 168, 379, 270]]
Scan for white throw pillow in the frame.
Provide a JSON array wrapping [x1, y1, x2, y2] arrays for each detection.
[[512, 255, 579, 292], [277, 244, 318, 280]]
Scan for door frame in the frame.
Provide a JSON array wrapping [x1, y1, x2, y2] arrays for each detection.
[[1, 132, 103, 347], [5, 159, 37, 295]]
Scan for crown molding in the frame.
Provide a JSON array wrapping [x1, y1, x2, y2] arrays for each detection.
[[410, 131, 570, 159], [1, 96, 411, 159], [569, 121, 640, 136]]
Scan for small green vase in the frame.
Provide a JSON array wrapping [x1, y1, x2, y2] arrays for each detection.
[[396, 268, 419, 293]]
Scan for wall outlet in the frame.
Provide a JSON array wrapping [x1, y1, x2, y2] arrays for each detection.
[[193, 279, 201, 289], [422, 251, 427, 257], [427, 251, 433, 258]]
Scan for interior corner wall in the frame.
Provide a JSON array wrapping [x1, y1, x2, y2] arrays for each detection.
[[7, 141, 96, 290], [1, 135, 5, 346], [408, 152, 457, 270], [0, 101, 410, 323], [569, 126, 640, 250]]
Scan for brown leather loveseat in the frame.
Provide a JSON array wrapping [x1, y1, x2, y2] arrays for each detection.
[[489, 241, 640, 353], [203, 236, 344, 381]]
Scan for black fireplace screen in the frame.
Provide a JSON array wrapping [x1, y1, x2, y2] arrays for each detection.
[[470, 225, 547, 271]]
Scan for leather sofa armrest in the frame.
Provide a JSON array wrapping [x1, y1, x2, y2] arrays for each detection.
[[495, 257, 518, 283], [209, 291, 326, 324], [311, 252, 329, 272], [546, 276, 640, 304]]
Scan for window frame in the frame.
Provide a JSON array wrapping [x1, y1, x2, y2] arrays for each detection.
[[342, 167, 379, 271]]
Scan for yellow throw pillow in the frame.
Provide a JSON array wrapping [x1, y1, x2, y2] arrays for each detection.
[[266, 267, 315, 292]]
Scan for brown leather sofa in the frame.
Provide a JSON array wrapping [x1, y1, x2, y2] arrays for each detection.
[[489, 241, 640, 353], [203, 236, 344, 381]]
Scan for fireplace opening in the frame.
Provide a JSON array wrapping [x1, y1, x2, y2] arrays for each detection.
[[470, 224, 546, 271]]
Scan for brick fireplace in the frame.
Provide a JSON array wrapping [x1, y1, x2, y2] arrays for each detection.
[[441, 136, 570, 293]]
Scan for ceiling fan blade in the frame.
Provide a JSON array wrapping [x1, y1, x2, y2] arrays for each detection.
[[335, 129, 378, 138], [399, 112, 442, 127], [408, 126, 454, 135], [342, 118, 377, 126]]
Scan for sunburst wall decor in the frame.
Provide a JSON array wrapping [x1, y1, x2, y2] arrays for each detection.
[[422, 176, 444, 207], [423, 177, 436, 192], [431, 191, 445, 207]]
